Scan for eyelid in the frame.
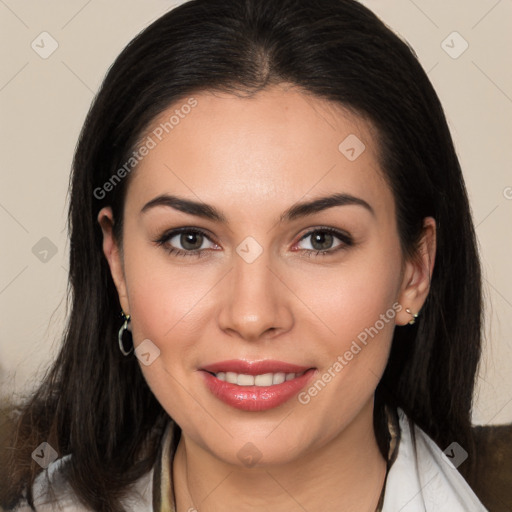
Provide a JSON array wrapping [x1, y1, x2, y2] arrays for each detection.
[[155, 226, 215, 240], [297, 226, 353, 241], [154, 227, 219, 254], [293, 226, 353, 251]]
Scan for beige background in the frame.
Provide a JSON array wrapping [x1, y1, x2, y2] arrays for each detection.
[[0, 0, 511, 424]]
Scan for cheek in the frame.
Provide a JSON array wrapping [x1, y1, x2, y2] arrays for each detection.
[[121, 237, 212, 354], [120, 244, 213, 423], [291, 237, 403, 416], [298, 243, 402, 345]]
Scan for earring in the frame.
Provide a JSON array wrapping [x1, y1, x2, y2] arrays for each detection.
[[405, 308, 419, 325], [118, 311, 133, 356]]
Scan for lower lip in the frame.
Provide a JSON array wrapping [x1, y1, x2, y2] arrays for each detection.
[[200, 369, 316, 412]]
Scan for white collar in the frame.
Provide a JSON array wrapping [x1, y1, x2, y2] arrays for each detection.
[[24, 407, 488, 511], [382, 408, 488, 511]]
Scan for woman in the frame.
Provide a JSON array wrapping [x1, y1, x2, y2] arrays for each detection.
[[1, 0, 488, 510]]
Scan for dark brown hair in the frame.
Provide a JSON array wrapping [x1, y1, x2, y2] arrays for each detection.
[[1, 0, 482, 510]]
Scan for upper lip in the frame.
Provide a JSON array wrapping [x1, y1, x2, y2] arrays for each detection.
[[200, 360, 314, 375]]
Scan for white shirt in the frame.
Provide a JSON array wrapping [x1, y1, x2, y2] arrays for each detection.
[[13, 407, 488, 511]]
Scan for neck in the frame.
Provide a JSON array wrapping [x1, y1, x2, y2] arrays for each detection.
[[172, 400, 387, 512]]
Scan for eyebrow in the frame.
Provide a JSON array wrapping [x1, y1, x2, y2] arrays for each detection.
[[140, 192, 374, 223]]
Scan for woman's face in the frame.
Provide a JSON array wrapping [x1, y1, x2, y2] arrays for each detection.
[[99, 85, 434, 467]]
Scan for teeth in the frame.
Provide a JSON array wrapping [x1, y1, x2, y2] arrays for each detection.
[[237, 374, 255, 386], [272, 372, 286, 385], [254, 373, 273, 386], [214, 371, 304, 386], [226, 372, 237, 384]]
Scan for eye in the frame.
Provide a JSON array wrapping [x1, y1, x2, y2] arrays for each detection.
[[154, 228, 218, 257], [295, 227, 353, 256], [154, 226, 353, 258]]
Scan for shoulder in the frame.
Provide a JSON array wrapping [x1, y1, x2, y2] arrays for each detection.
[[10, 455, 154, 512], [10, 456, 84, 511], [382, 408, 488, 512]]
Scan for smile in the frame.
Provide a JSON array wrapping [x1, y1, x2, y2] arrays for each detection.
[[199, 360, 316, 411]]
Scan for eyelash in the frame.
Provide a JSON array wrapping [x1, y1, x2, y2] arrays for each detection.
[[154, 226, 354, 259], [154, 228, 215, 259]]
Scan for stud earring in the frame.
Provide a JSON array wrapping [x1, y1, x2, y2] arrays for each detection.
[[405, 308, 419, 325]]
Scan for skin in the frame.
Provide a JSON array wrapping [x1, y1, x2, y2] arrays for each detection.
[[99, 84, 436, 512]]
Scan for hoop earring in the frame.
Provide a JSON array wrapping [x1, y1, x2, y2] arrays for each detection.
[[118, 312, 133, 356], [405, 308, 419, 325]]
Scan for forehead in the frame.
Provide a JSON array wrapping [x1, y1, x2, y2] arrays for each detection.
[[125, 86, 393, 222]]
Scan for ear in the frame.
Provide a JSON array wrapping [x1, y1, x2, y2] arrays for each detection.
[[97, 207, 130, 314], [396, 217, 436, 326]]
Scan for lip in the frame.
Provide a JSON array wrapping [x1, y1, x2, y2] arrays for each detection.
[[199, 360, 316, 412]]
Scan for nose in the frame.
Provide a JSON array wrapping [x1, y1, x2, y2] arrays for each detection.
[[217, 250, 294, 342]]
